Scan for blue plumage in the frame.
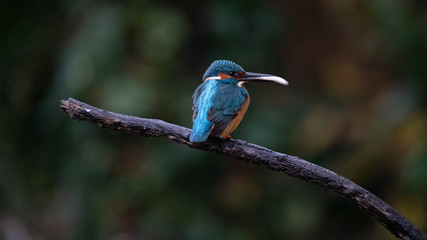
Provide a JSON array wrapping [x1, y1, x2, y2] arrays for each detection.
[[190, 80, 216, 142], [190, 78, 248, 142], [189, 60, 288, 143], [202, 60, 244, 80]]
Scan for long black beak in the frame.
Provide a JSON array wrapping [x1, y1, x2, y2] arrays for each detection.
[[236, 72, 289, 86]]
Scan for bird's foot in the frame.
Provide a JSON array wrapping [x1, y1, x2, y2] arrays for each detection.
[[223, 135, 232, 140]]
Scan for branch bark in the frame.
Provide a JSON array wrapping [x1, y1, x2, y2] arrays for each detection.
[[60, 97, 426, 240]]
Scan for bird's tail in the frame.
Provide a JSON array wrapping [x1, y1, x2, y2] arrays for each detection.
[[189, 118, 213, 142]]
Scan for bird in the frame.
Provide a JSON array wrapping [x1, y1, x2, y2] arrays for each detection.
[[189, 60, 288, 143]]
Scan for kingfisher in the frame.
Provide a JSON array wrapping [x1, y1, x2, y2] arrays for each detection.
[[189, 60, 288, 143]]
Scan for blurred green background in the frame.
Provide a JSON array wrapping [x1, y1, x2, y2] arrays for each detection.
[[1, 0, 427, 239]]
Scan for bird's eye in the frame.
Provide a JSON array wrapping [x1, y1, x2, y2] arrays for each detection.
[[228, 71, 243, 77]]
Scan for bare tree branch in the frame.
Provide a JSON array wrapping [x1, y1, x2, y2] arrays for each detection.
[[60, 97, 426, 240]]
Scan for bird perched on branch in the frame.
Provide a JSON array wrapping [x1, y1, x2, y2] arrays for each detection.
[[190, 60, 288, 143]]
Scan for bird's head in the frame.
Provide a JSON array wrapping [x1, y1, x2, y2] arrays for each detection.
[[202, 60, 288, 86]]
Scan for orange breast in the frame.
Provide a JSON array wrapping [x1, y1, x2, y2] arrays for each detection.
[[217, 96, 250, 139]]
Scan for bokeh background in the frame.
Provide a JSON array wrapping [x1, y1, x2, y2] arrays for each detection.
[[1, 0, 427, 239]]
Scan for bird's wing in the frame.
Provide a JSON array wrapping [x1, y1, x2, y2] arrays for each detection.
[[208, 83, 248, 136]]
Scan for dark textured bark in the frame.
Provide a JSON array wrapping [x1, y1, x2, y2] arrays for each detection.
[[60, 97, 426, 240]]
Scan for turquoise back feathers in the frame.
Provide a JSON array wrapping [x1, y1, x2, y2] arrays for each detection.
[[190, 60, 288, 143], [190, 60, 248, 142]]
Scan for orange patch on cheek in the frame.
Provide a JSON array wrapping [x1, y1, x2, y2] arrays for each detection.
[[218, 73, 232, 79]]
